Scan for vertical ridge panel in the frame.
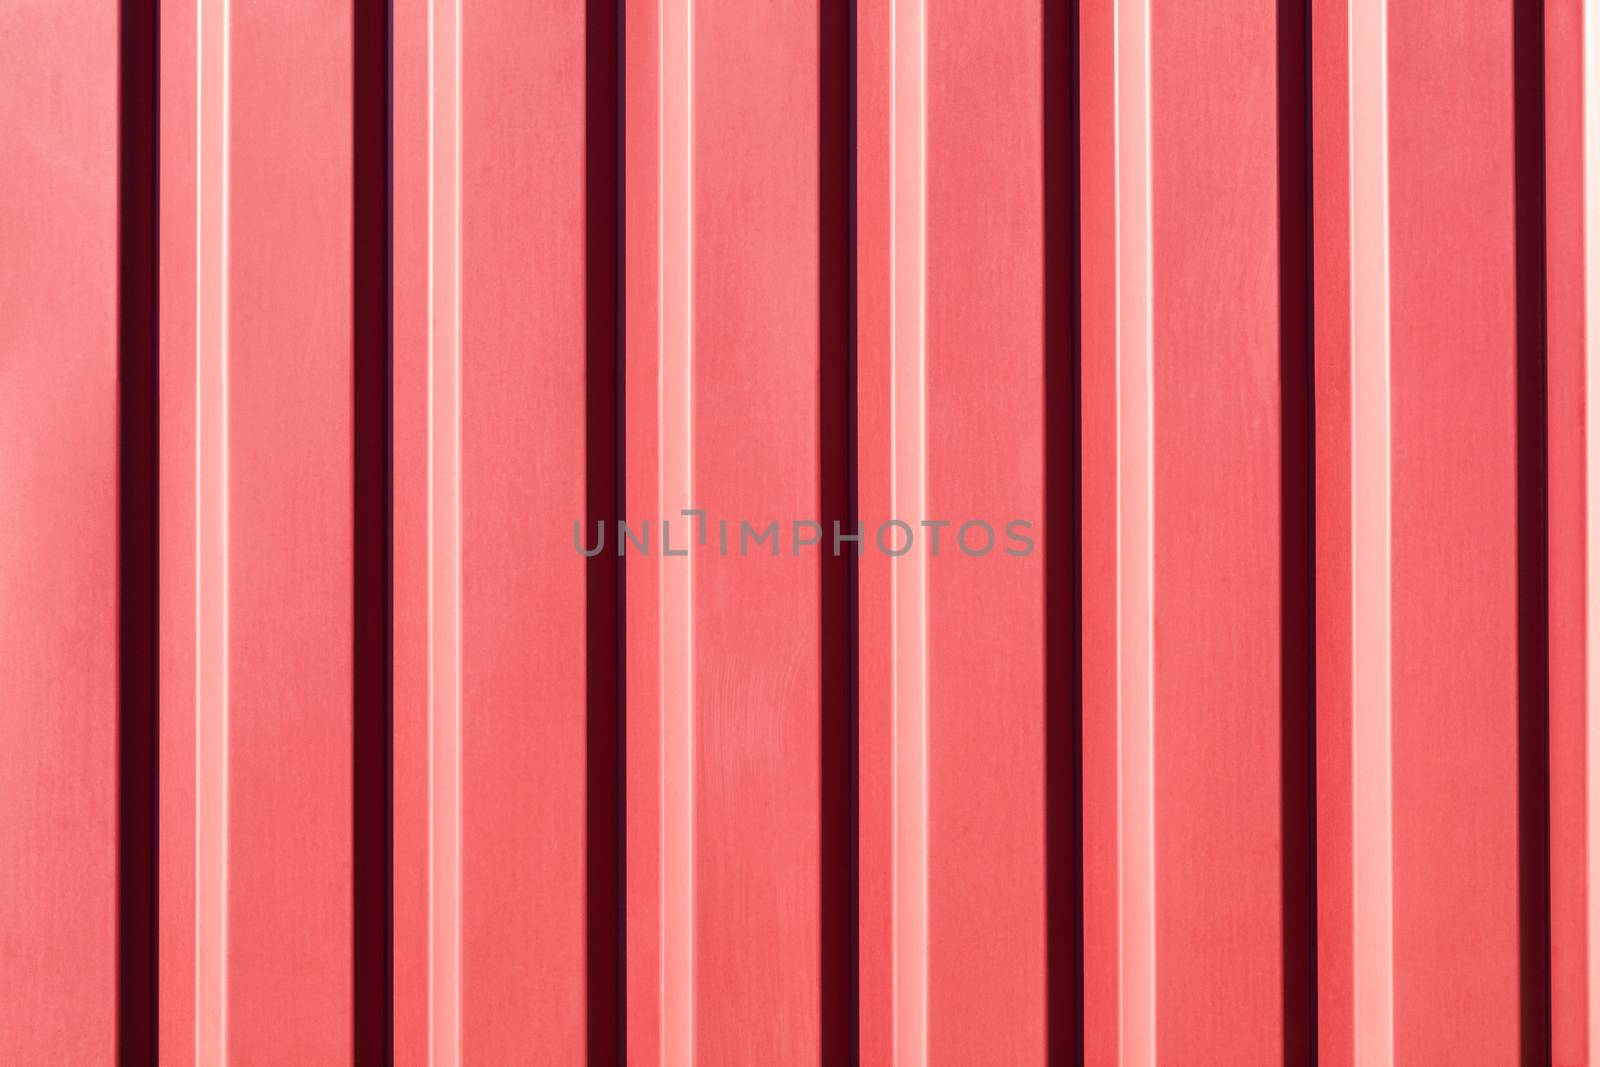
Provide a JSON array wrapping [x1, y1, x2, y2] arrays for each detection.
[[395, 0, 608, 1059], [860, 0, 1059, 1060], [1334, 0, 1530, 1061], [627, 0, 844, 1060], [1083, 0, 1298, 1061], [161, 1, 363, 1061]]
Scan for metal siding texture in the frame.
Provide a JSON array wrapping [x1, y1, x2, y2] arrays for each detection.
[[0, 1, 120, 1062], [1547, 5, 1590, 1066], [2, 1, 1596, 1064]]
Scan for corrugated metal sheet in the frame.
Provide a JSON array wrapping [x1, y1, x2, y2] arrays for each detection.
[[1, 0, 1594, 1063]]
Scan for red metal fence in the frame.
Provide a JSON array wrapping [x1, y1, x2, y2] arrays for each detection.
[[1, 0, 1594, 1063]]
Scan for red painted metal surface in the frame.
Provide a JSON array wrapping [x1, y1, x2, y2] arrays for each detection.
[[4, 1, 1599, 1064], [157, 1, 360, 1062], [858, 1, 1062, 1062], [1547, 5, 1590, 1066], [0, 2, 119, 1062], [1082, 0, 1308, 1060]]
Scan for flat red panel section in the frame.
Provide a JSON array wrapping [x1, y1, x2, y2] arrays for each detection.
[[1393, 2, 1521, 1061], [1546, 3, 1589, 1064], [0, 1, 119, 1061], [693, 0, 829, 1055], [159, 0, 201, 1058], [1077, 2, 1118, 1061], [924, 0, 1050, 1059], [226, 4, 355, 1055], [390, 0, 430, 1061], [459, 0, 588, 1058], [854, 0, 894, 1059], [1311, 0, 1355, 1062]]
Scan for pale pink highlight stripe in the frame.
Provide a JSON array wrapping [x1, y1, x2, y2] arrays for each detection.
[[427, 0, 463, 1061], [1350, 0, 1393, 1061], [1113, 0, 1155, 1062], [194, 0, 229, 1060], [889, 0, 928, 1061], [659, 0, 695, 1061]]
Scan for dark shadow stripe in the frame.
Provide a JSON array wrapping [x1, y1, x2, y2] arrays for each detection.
[[1042, 2, 1082, 1064], [352, 0, 393, 1061], [1277, 0, 1317, 1062], [820, 0, 859, 1060], [586, 0, 626, 1060], [1514, 0, 1552, 1061], [118, 1, 160, 1062]]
